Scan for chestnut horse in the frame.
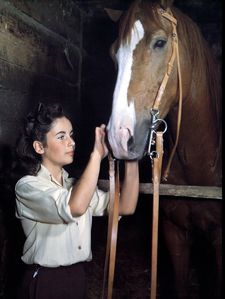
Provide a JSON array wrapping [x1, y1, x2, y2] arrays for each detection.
[[106, 0, 221, 298]]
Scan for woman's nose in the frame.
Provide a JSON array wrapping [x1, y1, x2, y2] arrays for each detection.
[[69, 137, 75, 148]]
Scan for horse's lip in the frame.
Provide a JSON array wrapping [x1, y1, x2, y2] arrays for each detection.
[[113, 150, 141, 160]]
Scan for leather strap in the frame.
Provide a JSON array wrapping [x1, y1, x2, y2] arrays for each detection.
[[159, 9, 183, 180], [153, 11, 177, 110], [150, 132, 164, 299], [153, 8, 183, 180], [162, 23, 183, 180], [102, 155, 120, 299], [153, 9, 177, 110]]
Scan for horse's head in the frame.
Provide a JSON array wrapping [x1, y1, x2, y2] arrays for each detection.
[[107, 0, 181, 160]]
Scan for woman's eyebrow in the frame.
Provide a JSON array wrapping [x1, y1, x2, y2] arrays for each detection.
[[55, 129, 73, 136], [55, 131, 66, 136]]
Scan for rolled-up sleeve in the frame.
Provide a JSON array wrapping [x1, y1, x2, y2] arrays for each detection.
[[15, 177, 77, 224], [89, 188, 109, 216]]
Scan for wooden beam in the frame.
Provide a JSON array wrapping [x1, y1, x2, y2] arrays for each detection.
[[98, 179, 222, 199]]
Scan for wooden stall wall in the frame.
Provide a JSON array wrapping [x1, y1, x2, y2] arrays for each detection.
[[0, 1, 83, 297], [0, 0, 83, 146]]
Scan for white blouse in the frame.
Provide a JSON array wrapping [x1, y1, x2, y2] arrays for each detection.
[[15, 165, 109, 267]]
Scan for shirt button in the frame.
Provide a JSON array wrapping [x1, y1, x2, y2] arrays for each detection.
[[76, 222, 78, 226], [78, 246, 82, 250]]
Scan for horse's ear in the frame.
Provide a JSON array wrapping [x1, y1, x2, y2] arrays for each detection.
[[104, 8, 123, 22], [159, 0, 174, 10]]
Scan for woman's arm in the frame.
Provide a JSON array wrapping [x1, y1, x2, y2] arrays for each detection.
[[68, 125, 139, 217], [68, 125, 108, 216], [119, 160, 139, 215]]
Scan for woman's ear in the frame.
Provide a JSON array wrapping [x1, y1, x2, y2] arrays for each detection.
[[33, 141, 45, 154]]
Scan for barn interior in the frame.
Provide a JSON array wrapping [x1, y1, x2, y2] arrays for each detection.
[[0, 0, 221, 298]]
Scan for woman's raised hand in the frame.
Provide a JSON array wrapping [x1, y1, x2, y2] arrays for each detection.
[[93, 124, 109, 160]]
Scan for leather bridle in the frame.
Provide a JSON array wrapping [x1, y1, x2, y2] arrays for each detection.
[[158, 8, 183, 181], [102, 7, 182, 299]]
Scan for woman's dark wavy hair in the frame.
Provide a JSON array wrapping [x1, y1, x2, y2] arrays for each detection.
[[16, 102, 65, 175]]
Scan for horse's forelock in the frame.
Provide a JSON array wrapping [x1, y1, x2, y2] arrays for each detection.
[[117, 0, 164, 47]]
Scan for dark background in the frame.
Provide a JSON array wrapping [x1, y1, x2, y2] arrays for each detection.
[[0, 1, 222, 298]]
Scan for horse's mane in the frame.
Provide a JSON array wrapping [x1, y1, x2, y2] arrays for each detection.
[[117, 0, 221, 139], [172, 7, 221, 136]]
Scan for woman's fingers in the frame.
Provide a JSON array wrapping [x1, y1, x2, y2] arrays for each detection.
[[94, 124, 108, 158]]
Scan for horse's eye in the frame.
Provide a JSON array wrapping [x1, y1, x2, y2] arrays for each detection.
[[153, 39, 167, 49]]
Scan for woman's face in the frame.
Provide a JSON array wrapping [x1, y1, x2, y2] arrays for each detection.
[[41, 116, 75, 169]]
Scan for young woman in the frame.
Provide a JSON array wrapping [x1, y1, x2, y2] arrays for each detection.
[[15, 102, 139, 299]]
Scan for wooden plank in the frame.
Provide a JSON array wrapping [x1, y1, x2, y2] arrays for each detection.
[[0, 1, 80, 52], [0, 1, 81, 85], [9, 0, 82, 46], [98, 179, 222, 199], [0, 26, 80, 86]]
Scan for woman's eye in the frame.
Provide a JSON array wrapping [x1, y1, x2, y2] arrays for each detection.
[[58, 135, 65, 140], [153, 39, 167, 49]]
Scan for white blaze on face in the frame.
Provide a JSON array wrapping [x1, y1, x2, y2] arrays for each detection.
[[107, 20, 144, 157]]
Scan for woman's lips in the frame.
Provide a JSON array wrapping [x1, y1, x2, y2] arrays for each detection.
[[66, 151, 74, 156]]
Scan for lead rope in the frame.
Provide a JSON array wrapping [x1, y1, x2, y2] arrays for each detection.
[[150, 132, 164, 299], [102, 154, 120, 299]]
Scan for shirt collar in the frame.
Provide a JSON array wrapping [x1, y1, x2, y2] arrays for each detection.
[[38, 165, 69, 187]]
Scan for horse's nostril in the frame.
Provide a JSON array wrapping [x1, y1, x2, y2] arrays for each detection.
[[128, 136, 134, 151]]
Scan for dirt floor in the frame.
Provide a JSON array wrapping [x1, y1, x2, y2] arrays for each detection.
[[85, 215, 155, 299], [85, 208, 201, 299]]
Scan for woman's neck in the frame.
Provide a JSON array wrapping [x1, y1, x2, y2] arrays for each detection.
[[42, 162, 63, 185]]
